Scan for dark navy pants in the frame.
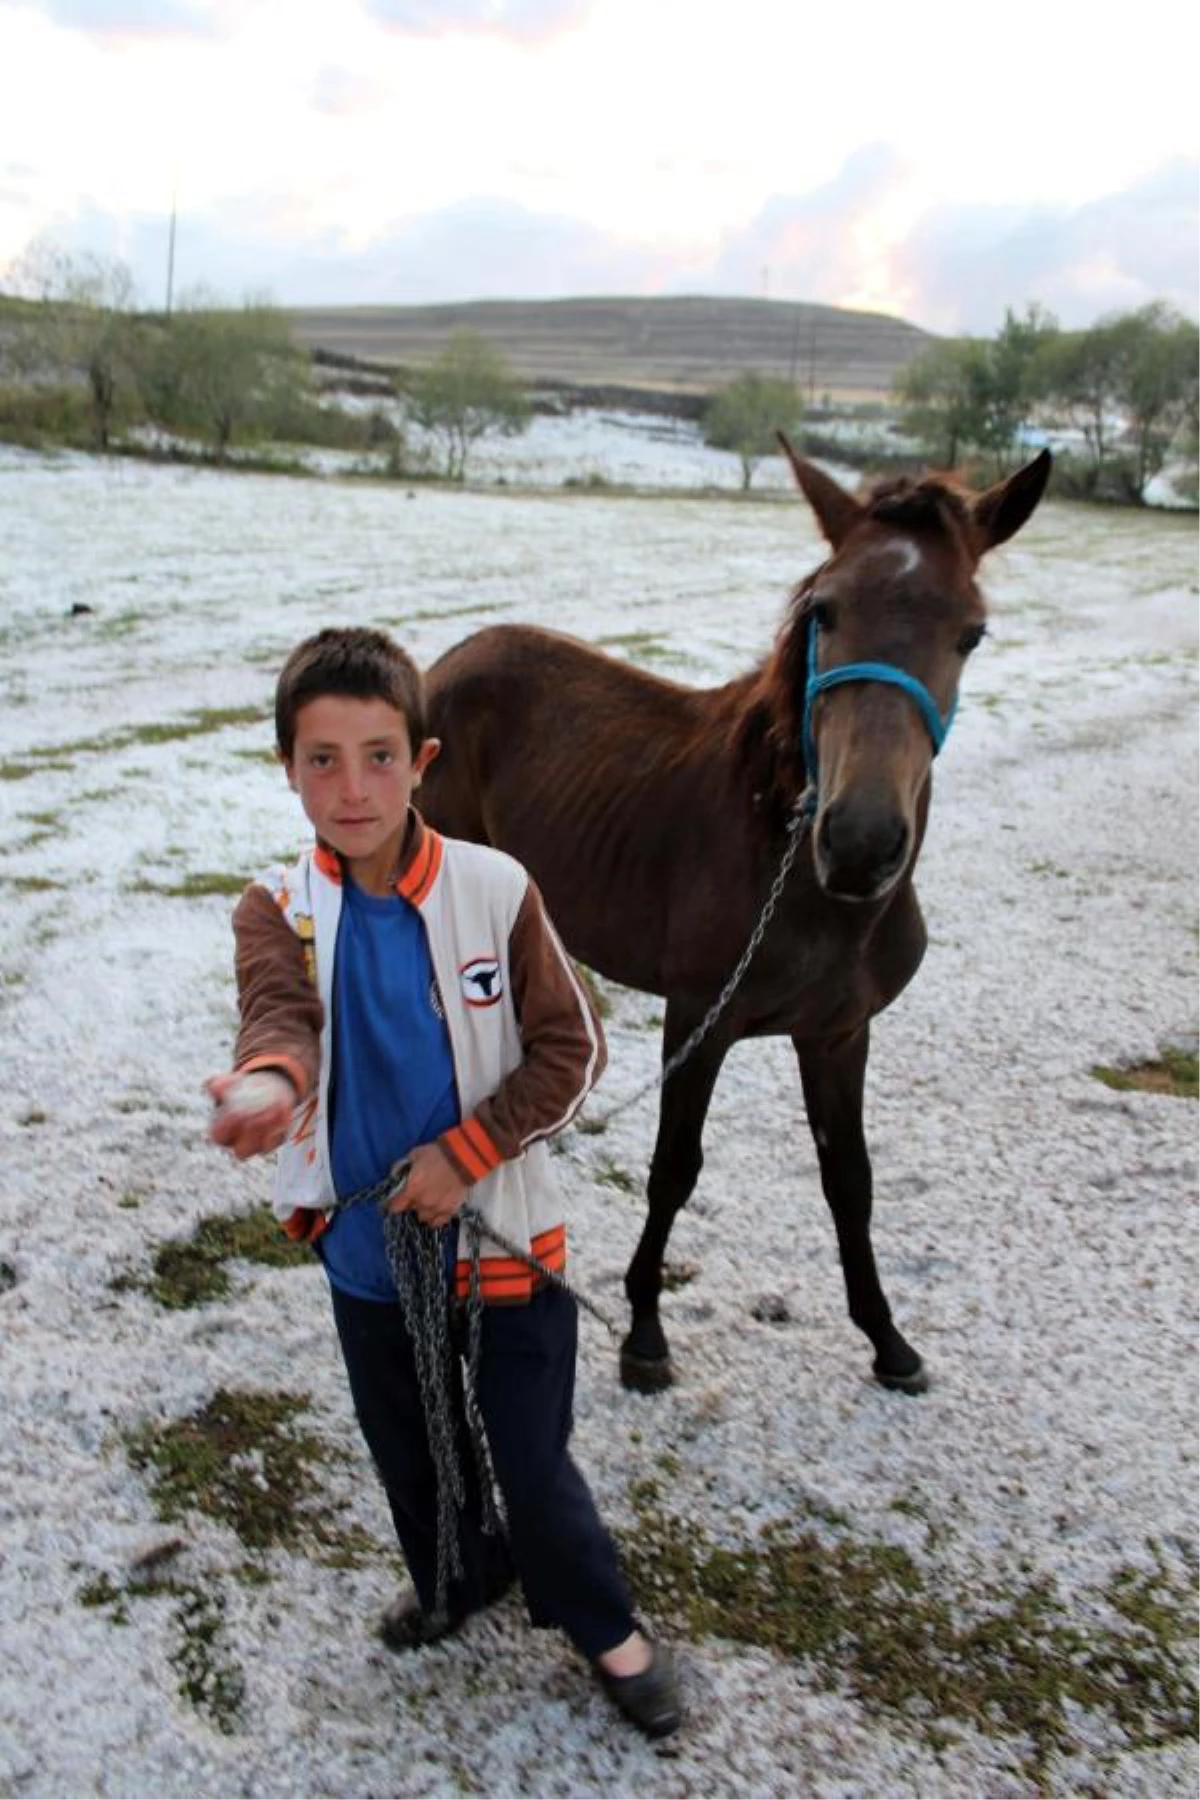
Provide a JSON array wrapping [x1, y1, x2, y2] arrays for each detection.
[[330, 1280, 637, 1660]]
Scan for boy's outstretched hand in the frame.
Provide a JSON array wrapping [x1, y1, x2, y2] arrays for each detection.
[[386, 1142, 469, 1229], [207, 1070, 296, 1160]]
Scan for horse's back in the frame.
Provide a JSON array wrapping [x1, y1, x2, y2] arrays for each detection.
[[424, 623, 704, 823], [421, 624, 719, 987]]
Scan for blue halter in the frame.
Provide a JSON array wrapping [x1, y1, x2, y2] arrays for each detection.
[[801, 624, 957, 809]]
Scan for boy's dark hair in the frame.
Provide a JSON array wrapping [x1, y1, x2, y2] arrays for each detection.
[[275, 628, 426, 758]]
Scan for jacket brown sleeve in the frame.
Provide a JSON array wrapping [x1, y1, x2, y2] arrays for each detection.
[[437, 877, 607, 1183], [231, 883, 323, 1102]]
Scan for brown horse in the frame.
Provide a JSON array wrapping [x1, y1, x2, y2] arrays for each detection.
[[421, 438, 1052, 1392]]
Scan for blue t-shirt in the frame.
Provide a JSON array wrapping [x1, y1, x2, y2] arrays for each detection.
[[319, 878, 460, 1301]]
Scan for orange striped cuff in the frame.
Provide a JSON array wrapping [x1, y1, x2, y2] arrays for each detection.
[[282, 1207, 328, 1244], [454, 1225, 566, 1301], [439, 1116, 504, 1184]]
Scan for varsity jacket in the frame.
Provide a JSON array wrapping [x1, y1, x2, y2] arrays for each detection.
[[230, 810, 606, 1302]]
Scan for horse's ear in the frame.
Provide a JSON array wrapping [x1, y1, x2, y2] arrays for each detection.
[[776, 432, 863, 549], [972, 449, 1053, 552]]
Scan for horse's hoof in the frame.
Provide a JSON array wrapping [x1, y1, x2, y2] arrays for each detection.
[[873, 1359, 929, 1395], [619, 1346, 675, 1393]]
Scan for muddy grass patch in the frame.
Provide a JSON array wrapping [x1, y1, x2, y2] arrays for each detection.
[[113, 1202, 313, 1308], [85, 1388, 380, 1734], [621, 1480, 1198, 1786], [127, 870, 248, 899], [123, 1386, 377, 1568], [79, 1566, 247, 1735], [1091, 1045, 1198, 1099]]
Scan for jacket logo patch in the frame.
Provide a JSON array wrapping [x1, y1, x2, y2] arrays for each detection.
[[460, 956, 502, 1007]]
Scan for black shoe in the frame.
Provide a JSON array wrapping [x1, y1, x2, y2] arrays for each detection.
[[596, 1641, 682, 1738], [379, 1591, 466, 1651], [379, 1562, 515, 1654]]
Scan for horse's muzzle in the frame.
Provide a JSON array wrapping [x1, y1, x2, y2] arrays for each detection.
[[814, 796, 912, 902]]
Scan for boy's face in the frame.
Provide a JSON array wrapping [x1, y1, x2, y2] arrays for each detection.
[[285, 695, 439, 892]]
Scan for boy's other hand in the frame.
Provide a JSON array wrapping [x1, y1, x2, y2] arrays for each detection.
[[207, 1070, 296, 1160], [386, 1142, 468, 1229]]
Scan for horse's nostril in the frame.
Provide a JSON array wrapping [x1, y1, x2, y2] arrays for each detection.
[[882, 818, 909, 870], [818, 800, 910, 889]]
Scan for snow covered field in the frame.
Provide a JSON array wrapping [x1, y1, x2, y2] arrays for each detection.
[[0, 434, 1196, 1799]]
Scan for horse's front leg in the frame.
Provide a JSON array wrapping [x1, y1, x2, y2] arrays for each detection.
[[621, 1010, 731, 1393], [795, 1025, 927, 1392]]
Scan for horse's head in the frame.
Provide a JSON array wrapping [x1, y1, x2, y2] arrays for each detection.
[[776, 434, 1051, 903]]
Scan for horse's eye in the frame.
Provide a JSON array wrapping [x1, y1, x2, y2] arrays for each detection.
[[957, 623, 987, 656], [809, 600, 834, 632]]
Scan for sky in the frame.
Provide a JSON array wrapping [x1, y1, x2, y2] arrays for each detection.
[[0, 0, 1196, 336]]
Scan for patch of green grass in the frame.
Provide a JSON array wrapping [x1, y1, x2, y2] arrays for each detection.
[[596, 1158, 639, 1195], [77, 1566, 248, 1732], [170, 1584, 246, 1733], [128, 870, 247, 899], [21, 705, 267, 767], [124, 1388, 327, 1553], [123, 1386, 379, 1569], [117, 1203, 312, 1309], [621, 1485, 1198, 1785], [94, 610, 146, 641], [1091, 1045, 1198, 1099], [4, 875, 66, 892], [597, 630, 675, 665]]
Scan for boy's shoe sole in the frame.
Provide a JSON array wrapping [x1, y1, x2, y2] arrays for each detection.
[[596, 1641, 682, 1738]]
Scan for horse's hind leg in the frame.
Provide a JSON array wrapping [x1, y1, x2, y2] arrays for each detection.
[[795, 1026, 926, 1393], [621, 1014, 730, 1393]]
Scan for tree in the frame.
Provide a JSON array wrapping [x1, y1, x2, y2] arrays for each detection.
[[704, 373, 803, 489], [893, 339, 990, 468], [403, 330, 530, 481], [5, 241, 143, 449], [142, 290, 310, 461], [1036, 320, 1127, 493], [1110, 304, 1198, 501], [978, 304, 1059, 471]]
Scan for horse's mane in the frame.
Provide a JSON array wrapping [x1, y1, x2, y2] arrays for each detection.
[[860, 471, 974, 542]]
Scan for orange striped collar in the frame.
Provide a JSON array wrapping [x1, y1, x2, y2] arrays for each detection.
[[394, 812, 444, 907], [313, 843, 342, 882], [311, 811, 444, 905]]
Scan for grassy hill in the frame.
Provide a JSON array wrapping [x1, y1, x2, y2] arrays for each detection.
[[287, 294, 932, 406]]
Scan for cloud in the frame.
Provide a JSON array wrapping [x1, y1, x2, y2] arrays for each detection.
[[20, 190, 660, 308], [16, 0, 235, 38], [310, 64, 392, 116], [272, 195, 663, 304], [891, 158, 1200, 334], [19, 152, 1197, 336], [362, 0, 592, 42], [704, 144, 909, 306]]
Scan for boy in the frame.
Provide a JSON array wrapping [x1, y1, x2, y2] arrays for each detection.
[[208, 626, 681, 1740]]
